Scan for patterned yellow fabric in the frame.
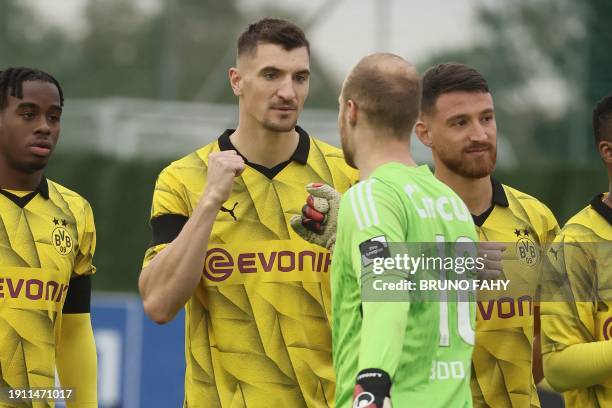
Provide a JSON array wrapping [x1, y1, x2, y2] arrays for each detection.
[[541, 194, 612, 407], [143, 129, 357, 408], [0, 178, 96, 408], [471, 181, 559, 408]]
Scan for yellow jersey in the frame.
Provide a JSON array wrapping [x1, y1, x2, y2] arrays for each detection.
[[143, 128, 357, 408], [0, 177, 96, 408], [470, 179, 559, 408], [540, 194, 612, 407]]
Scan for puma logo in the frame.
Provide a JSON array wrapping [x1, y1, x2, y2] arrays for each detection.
[[220, 202, 239, 221], [549, 246, 559, 260]]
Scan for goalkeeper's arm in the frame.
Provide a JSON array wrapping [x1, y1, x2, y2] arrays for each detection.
[[351, 179, 412, 408]]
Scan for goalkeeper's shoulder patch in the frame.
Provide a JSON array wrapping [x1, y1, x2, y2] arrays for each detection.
[[359, 235, 390, 266]]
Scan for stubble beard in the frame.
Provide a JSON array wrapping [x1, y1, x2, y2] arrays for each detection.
[[439, 147, 497, 179]]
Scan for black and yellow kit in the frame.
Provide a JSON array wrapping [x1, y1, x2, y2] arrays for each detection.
[[541, 194, 612, 407], [143, 128, 357, 408], [470, 179, 559, 408], [0, 177, 96, 407]]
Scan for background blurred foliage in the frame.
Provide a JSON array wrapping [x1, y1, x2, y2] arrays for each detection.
[[1, 0, 610, 291], [419, 0, 612, 163], [0, 0, 339, 106]]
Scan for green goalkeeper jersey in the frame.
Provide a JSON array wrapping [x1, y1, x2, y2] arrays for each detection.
[[331, 163, 478, 407]]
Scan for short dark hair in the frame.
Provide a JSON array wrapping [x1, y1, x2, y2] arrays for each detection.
[[593, 93, 612, 144], [421, 63, 489, 115], [342, 53, 421, 138], [237, 18, 309, 58], [0, 67, 64, 110]]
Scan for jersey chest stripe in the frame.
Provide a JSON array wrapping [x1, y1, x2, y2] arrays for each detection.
[[365, 179, 379, 226], [356, 182, 372, 228], [349, 187, 365, 230]]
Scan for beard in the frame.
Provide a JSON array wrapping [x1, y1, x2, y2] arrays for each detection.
[[438, 144, 497, 178], [262, 117, 298, 133], [262, 107, 299, 133]]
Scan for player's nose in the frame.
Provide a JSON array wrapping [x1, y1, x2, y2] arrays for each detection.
[[277, 76, 297, 101], [471, 122, 489, 141], [34, 117, 52, 136]]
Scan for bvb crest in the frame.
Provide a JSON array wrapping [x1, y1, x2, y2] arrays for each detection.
[[52, 218, 73, 255], [514, 228, 539, 266]]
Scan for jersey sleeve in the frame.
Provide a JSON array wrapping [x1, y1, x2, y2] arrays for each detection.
[[342, 179, 410, 378], [63, 274, 91, 314], [56, 313, 98, 407], [543, 337, 612, 391], [538, 202, 561, 246], [73, 199, 96, 277], [541, 233, 596, 355], [142, 166, 191, 268]]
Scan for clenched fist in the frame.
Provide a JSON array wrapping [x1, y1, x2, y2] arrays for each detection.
[[202, 150, 245, 207]]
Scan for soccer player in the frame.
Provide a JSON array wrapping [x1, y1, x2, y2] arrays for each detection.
[[415, 63, 560, 407], [294, 63, 560, 407], [138, 19, 357, 407], [0, 67, 97, 407], [331, 53, 478, 408], [540, 92, 612, 406]]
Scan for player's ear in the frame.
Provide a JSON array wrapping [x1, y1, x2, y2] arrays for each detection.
[[347, 99, 358, 126], [415, 117, 433, 148], [599, 139, 612, 165], [229, 67, 242, 96]]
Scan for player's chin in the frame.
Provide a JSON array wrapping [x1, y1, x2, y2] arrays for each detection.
[[263, 117, 298, 133], [465, 162, 495, 178], [22, 156, 50, 172], [458, 156, 495, 178]]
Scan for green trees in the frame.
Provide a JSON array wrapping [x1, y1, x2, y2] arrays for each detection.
[[419, 1, 612, 163], [0, 0, 339, 106]]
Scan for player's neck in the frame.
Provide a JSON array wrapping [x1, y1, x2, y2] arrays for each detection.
[[0, 162, 42, 191], [435, 166, 492, 216], [354, 135, 417, 179], [231, 124, 299, 168]]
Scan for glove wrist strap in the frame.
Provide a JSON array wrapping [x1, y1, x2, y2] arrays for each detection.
[[353, 368, 392, 407]]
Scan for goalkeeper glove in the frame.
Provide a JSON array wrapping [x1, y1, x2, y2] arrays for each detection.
[[353, 369, 392, 408], [290, 183, 340, 251]]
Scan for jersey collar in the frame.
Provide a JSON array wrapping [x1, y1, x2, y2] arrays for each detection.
[[37, 176, 50, 199], [471, 177, 508, 227], [590, 193, 612, 226], [217, 126, 310, 179], [491, 177, 509, 207], [0, 176, 49, 207]]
